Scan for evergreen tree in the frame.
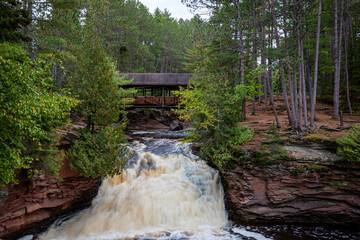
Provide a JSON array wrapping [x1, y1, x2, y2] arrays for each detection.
[[0, 0, 31, 42]]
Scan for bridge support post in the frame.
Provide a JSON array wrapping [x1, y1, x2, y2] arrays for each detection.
[[162, 87, 165, 108]]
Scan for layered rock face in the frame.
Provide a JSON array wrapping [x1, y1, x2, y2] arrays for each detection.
[[0, 159, 99, 239], [222, 154, 360, 225]]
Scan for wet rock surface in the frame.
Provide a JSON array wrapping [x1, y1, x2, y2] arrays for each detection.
[[0, 162, 99, 239], [221, 144, 360, 226], [169, 120, 184, 131], [126, 109, 189, 131]]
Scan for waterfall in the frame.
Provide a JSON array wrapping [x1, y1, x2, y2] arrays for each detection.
[[41, 139, 228, 240]]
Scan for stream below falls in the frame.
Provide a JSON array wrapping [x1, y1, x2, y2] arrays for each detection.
[[24, 130, 359, 240]]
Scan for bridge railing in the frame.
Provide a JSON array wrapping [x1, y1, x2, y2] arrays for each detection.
[[130, 96, 181, 107]]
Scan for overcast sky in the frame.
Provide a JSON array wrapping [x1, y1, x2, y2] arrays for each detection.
[[138, 0, 194, 20]]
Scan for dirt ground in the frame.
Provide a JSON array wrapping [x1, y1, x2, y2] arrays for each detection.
[[239, 96, 360, 151]]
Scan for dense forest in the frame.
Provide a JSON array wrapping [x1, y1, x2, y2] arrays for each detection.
[[1, 0, 360, 185], [176, 0, 360, 167], [0, 0, 202, 185]]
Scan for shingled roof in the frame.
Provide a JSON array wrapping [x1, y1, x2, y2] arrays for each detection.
[[119, 73, 192, 86]]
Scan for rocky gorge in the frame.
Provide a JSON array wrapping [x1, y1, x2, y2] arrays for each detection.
[[221, 142, 360, 226], [1, 115, 359, 239]]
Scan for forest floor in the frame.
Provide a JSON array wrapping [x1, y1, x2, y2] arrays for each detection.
[[239, 95, 360, 151]]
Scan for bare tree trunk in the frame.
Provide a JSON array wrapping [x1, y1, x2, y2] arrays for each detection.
[[293, 67, 299, 129], [296, 0, 305, 129], [234, 27, 239, 86], [310, 0, 322, 126], [282, 0, 296, 128], [271, 0, 294, 126], [251, 2, 257, 116], [307, 62, 314, 114], [298, 62, 303, 130], [344, 12, 352, 114], [301, 40, 309, 127], [333, 0, 340, 118], [260, 3, 267, 111], [266, 72, 280, 128], [236, 0, 246, 120]]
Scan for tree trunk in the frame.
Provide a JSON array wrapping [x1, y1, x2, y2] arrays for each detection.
[[307, 62, 314, 117], [298, 62, 303, 130], [234, 10, 239, 87], [310, 0, 322, 126], [301, 40, 309, 127], [344, 11, 352, 114], [266, 71, 280, 128], [251, 2, 257, 116], [271, 0, 293, 126], [236, 0, 246, 120], [282, 0, 296, 128], [333, 0, 340, 118], [260, 4, 267, 111], [293, 67, 299, 130]]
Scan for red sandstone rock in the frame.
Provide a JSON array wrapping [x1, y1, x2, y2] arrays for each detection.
[[221, 161, 360, 225], [0, 159, 99, 239]]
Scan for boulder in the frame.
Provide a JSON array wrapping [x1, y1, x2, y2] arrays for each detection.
[[150, 109, 174, 126], [169, 120, 183, 131]]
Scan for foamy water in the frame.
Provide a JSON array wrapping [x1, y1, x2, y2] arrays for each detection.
[[41, 139, 237, 240]]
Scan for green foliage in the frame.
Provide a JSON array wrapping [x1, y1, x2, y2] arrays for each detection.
[[246, 146, 294, 167], [228, 125, 255, 148], [68, 125, 132, 178], [0, 42, 28, 61], [291, 166, 307, 175], [199, 125, 254, 170], [337, 125, 360, 163], [175, 66, 242, 134], [0, 43, 77, 186], [69, 35, 134, 130], [235, 66, 264, 100], [0, 0, 31, 42]]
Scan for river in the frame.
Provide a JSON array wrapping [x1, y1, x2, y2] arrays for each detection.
[[24, 130, 359, 240]]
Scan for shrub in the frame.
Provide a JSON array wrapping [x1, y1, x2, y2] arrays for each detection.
[[336, 125, 360, 163], [68, 125, 133, 178], [0, 43, 77, 186], [201, 125, 254, 170]]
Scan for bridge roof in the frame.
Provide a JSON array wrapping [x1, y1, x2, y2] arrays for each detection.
[[120, 73, 192, 86]]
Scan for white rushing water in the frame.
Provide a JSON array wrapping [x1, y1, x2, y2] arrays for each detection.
[[41, 138, 241, 240], [33, 136, 360, 240]]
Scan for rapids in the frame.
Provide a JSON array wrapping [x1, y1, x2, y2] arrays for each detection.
[[35, 134, 359, 240], [40, 138, 234, 240]]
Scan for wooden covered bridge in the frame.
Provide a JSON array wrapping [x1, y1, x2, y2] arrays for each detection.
[[120, 73, 192, 108]]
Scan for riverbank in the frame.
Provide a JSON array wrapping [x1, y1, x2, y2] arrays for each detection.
[[1, 103, 359, 239], [210, 98, 360, 226], [0, 136, 100, 240], [219, 141, 360, 226]]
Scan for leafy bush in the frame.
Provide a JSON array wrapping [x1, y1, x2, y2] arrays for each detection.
[[337, 125, 360, 163], [201, 125, 254, 170], [174, 65, 255, 169], [228, 125, 254, 148], [68, 125, 132, 178], [0, 43, 77, 186]]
